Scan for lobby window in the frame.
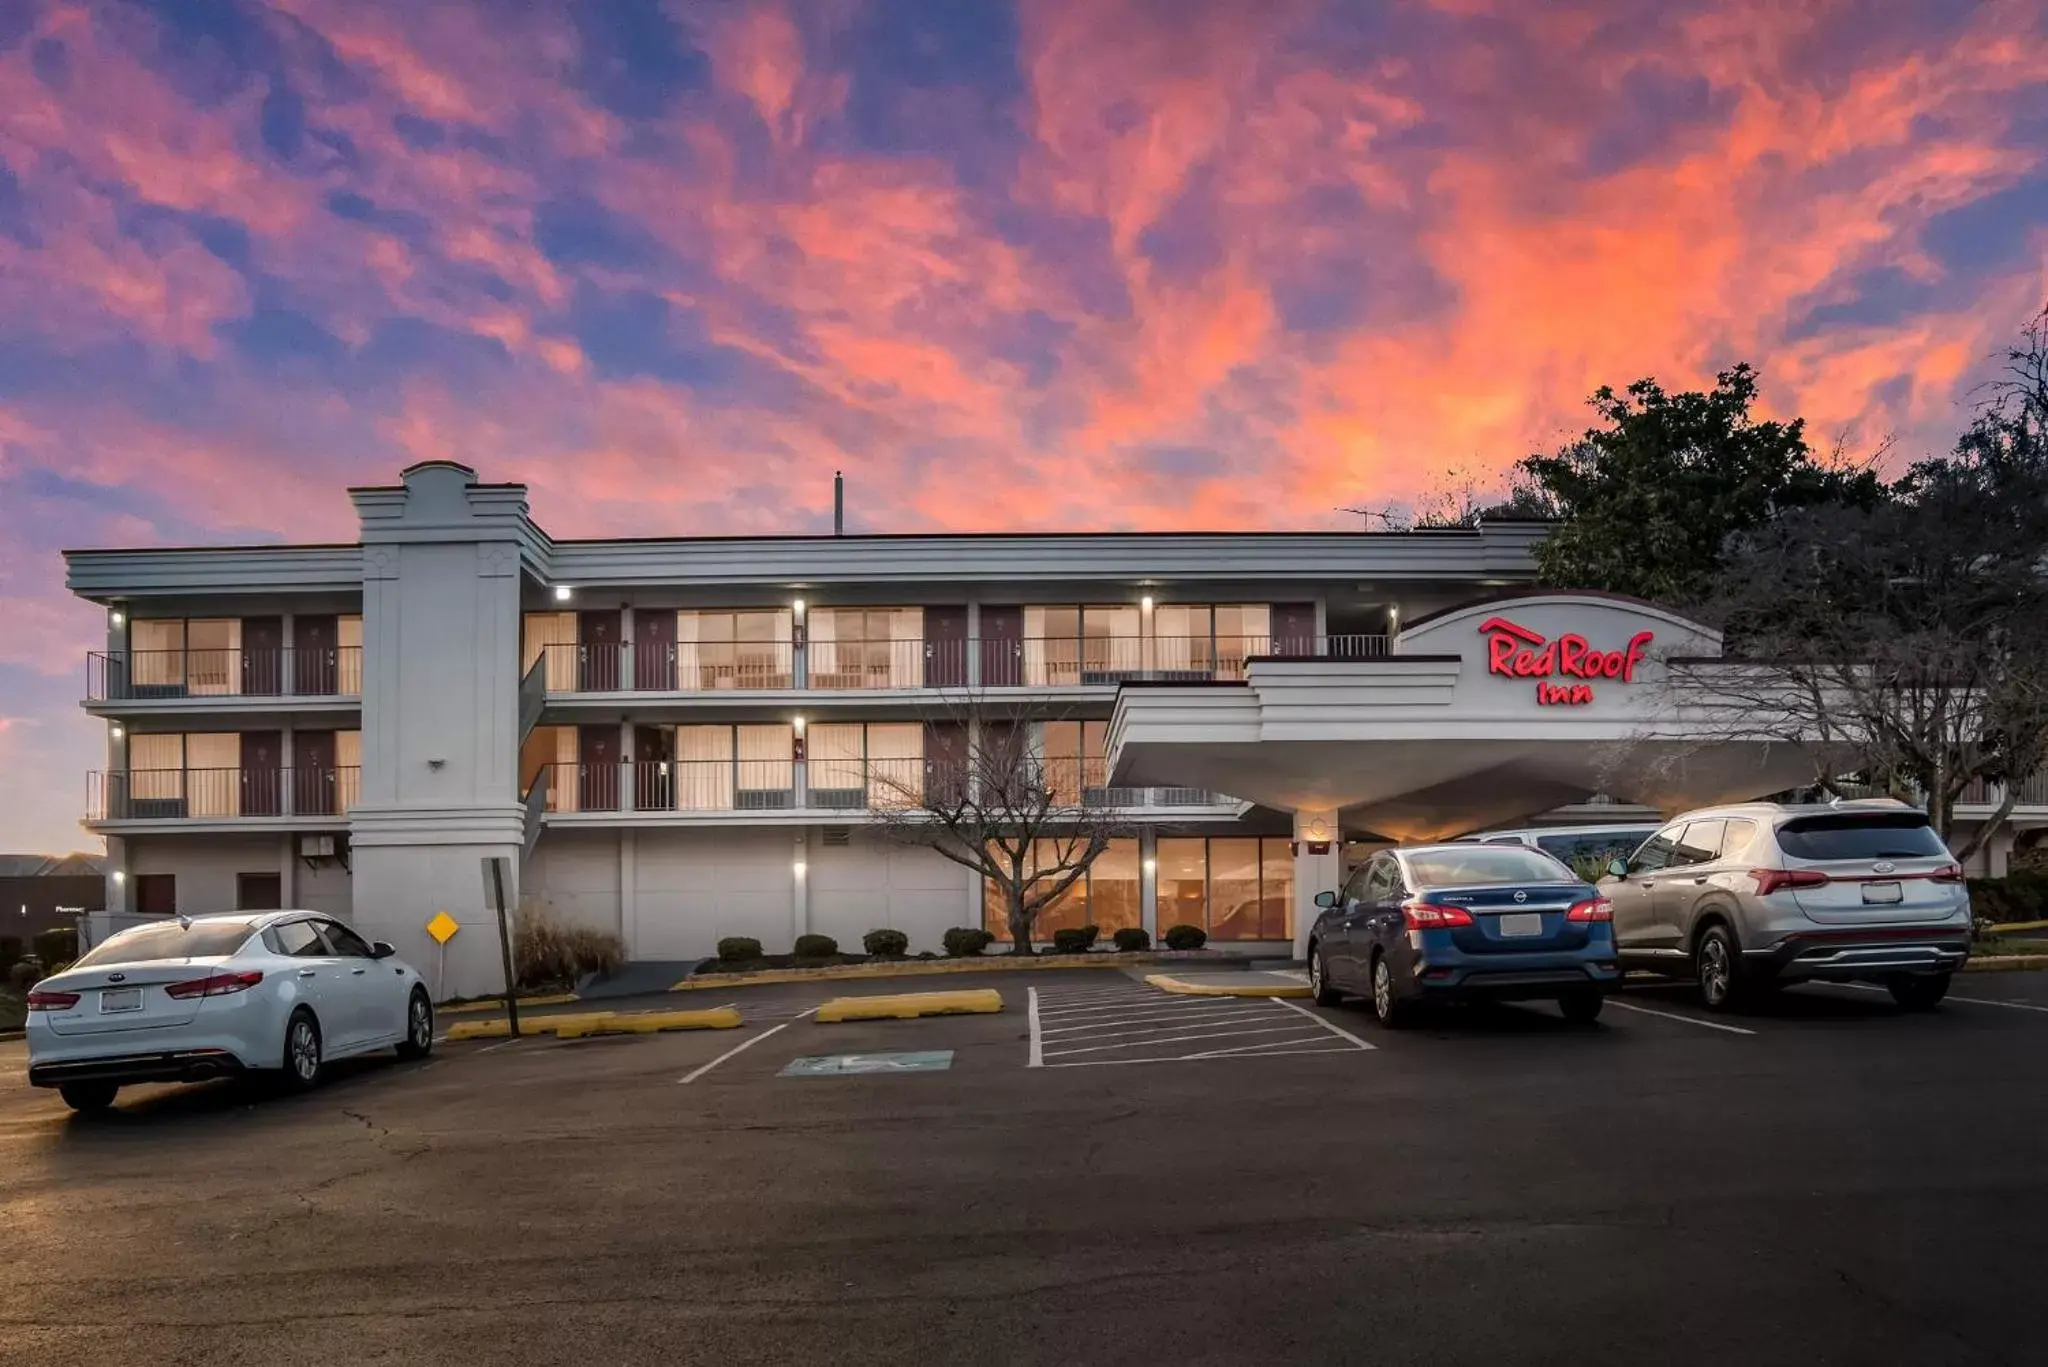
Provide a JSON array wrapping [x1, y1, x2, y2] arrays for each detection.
[[1024, 606, 1141, 684], [1156, 837, 1295, 941], [809, 608, 923, 689], [679, 610, 793, 689], [982, 837, 1142, 936]]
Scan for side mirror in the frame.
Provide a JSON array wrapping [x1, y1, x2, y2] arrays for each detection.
[[1605, 858, 1629, 880], [1313, 890, 1337, 909], [370, 940, 397, 959]]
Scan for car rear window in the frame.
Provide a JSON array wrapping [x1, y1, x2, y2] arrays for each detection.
[[1406, 847, 1577, 886], [1535, 830, 1658, 867], [73, 919, 259, 968], [1774, 814, 1950, 862]]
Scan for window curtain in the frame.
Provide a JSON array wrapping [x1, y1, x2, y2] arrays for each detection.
[[675, 725, 734, 810], [809, 723, 864, 796], [186, 619, 241, 695], [524, 612, 577, 692], [131, 620, 186, 689], [674, 611, 701, 689], [809, 607, 840, 682], [185, 733, 241, 815], [336, 730, 362, 810], [552, 725, 580, 813], [130, 734, 184, 800], [736, 724, 794, 797], [888, 608, 923, 687], [338, 615, 364, 695], [865, 722, 923, 807]]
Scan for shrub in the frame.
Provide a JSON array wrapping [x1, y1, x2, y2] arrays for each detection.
[[943, 927, 993, 957], [717, 936, 765, 964], [1163, 923, 1208, 951], [1050, 928, 1095, 954], [862, 928, 910, 958], [0, 935, 21, 977], [9, 958, 43, 993], [514, 913, 627, 991], [1970, 874, 2048, 925], [1112, 927, 1151, 952], [793, 933, 839, 959], [33, 927, 77, 968]]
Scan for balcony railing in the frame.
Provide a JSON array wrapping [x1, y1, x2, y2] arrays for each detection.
[[88, 767, 361, 820], [1957, 772, 2048, 808], [537, 634, 1393, 694], [537, 760, 1221, 815], [88, 648, 363, 701]]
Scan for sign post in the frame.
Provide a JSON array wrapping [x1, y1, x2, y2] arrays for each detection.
[[425, 911, 461, 1002], [481, 856, 521, 1039]]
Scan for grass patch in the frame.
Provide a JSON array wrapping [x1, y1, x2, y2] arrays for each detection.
[[1979, 937, 2048, 957], [0, 987, 24, 1032]]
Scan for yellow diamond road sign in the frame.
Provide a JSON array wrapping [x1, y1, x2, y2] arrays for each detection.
[[426, 912, 460, 945]]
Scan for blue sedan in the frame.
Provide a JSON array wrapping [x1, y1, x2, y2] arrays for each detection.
[[1308, 843, 1621, 1026]]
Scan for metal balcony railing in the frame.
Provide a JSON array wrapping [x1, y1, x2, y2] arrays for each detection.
[[534, 760, 1223, 815], [88, 648, 363, 701], [88, 767, 361, 820], [534, 634, 1394, 693]]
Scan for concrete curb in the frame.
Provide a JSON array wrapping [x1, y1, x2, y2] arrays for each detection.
[[671, 952, 1229, 992], [1145, 973, 1311, 999], [1962, 955, 2048, 973], [446, 1007, 740, 1041], [440, 992, 579, 1014], [814, 989, 1003, 1022]]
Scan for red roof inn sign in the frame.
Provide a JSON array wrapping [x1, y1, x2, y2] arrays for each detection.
[[1481, 616, 1654, 707]]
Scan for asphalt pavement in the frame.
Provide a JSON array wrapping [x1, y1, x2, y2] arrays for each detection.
[[2, 967, 2045, 1366]]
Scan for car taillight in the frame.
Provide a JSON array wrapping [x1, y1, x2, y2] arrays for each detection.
[[25, 990, 80, 1011], [1566, 897, 1613, 922], [1750, 868, 1829, 896], [164, 970, 265, 1000], [1402, 901, 1475, 929], [1929, 864, 1964, 883]]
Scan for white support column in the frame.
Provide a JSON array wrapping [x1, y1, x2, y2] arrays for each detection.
[[1139, 828, 1159, 936], [620, 828, 637, 951], [281, 611, 296, 696], [791, 827, 810, 942], [104, 835, 132, 916], [1291, 808, 1342, 959], [280, 834, 298, 908], [619, 605, 634, 694], [965, 600, 981, 689], [619, 720, 635, 813]]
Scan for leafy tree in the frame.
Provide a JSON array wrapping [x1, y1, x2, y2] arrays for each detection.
[[1518, 365, 1881, 603]]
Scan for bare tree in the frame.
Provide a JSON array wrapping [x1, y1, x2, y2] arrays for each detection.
[[1683, 305, 2048, 860], [869, 700, 1136, 955]]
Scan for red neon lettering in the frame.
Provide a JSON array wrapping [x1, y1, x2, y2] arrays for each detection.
[[1481, 618, 1656, 697]]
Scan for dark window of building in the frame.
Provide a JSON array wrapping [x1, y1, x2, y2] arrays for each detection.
[[134, 873, 176, 916]]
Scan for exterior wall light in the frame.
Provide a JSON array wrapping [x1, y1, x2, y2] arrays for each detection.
[[110, 610, 126, 626], [111, 724, 124, 739], [792, 598, 806, 616], [112, 870, 126, 883], [1140, 596, 1154, 611], [1143, 857, 1157, 875], [792, 714, 806, 734], [554, 585, 574, 602], [793, 860, 807, 877]]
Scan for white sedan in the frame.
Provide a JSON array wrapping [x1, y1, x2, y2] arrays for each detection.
[[25, 910, 434, 1113]]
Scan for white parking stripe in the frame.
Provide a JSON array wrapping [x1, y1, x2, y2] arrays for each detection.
[[1270, 998, 1377, 1050], [1184, 1040, 1358, 1060], [679, 1008, 817, 1084], [1830, 982, 2048, 1013], [1042, 1022, 1313, 1059], [1040, 1006, 1252, 1033], [1606, 999, 1758, 1035], [1045, 1046, 1364, 1069], [1035, 997, 1205, 1019]]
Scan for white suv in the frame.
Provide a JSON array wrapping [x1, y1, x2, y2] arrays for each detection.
[[1601, 801, 1970, 1010]]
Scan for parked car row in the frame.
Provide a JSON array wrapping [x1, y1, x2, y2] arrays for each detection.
[[1311, 800, 1971, 1025]]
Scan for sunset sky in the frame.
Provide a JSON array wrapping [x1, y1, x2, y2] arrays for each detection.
[[2, 0, 2045, 853]]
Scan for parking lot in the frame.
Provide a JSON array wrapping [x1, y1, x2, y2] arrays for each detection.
[[4, 966, 2047, 1366]]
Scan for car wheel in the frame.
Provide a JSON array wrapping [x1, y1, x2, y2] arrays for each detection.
[[396, 988, 435, 1060], [1309, 944, 1342, 1007], [280, 1009, 324, 1091], [1558, 991, 1605, 1024], [1887, 973, 1951, 1010], [1695, 924, 1742, 1011], [58, 1081, 119, 1114], [1370, 954, 1410, 1028]]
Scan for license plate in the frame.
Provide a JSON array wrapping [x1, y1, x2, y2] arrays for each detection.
[[1862, 882, 1904, 905], [1499, 913, 1544, 937], [99, 988, 143, 1013]]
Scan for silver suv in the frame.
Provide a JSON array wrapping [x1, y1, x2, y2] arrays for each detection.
[[1602, 800, 1970, 1011]]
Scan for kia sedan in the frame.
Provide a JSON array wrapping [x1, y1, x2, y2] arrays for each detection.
[[25, 911, 435, 1113], [1309, 844, 1620, 1026]]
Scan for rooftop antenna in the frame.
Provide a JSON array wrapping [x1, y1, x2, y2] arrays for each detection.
[[833, 470, 844, 536]]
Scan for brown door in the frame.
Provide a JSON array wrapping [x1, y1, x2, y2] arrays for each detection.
[[925, 720, 967, 805], [242, 617, 283, 694], [580, 610, 621, 691], [578, 725, 620, 810], [135, 874, 176, 916], [294, 615, 339, 695], [241, 731, 283, 815], [1271, 603, 1316, 656], [924, 606, 967, 687], [980, 605, 1023, 687], [634, 725, 674, 809], [979, 720, 1020, 799], [236, 871, 282, 911], [634, 610, 676, 691], [294, 730, 337, 815]]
